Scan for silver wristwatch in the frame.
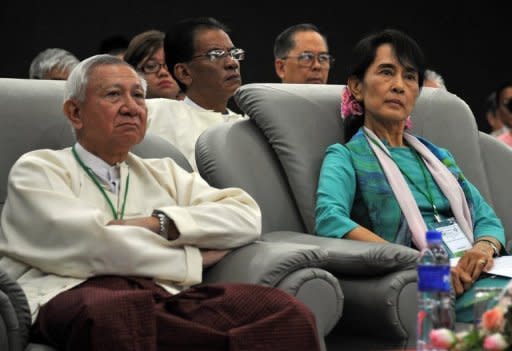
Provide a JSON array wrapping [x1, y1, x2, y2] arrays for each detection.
[[152, 211, 170, 239]]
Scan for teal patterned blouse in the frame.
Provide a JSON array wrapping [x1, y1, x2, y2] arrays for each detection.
[[315, 140, 505, 247]]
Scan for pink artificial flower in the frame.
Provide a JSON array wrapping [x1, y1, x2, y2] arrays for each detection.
[[482, 307, 505, 332], [483, 333, 508, 350], [429, 328, 456, 349], [341, 87, 363, 119]]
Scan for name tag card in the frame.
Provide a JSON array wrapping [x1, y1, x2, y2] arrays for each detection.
[[431, 218, 472, 257]]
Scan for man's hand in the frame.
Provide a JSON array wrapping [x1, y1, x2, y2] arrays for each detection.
[[108, 216, 180, 240], [201, 249, 231, 268]]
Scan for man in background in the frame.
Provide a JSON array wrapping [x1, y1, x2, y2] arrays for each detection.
[[29, 48, 79, 80], [273, 23, 333, 84], [145, 17, 247, 170]]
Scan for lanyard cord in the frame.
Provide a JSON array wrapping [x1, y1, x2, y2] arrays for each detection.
[[365, 133, 442, 222], [72, 145, 130, 220]]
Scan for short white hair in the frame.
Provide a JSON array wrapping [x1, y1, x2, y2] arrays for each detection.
[[64, 54, 147, 103], [29, 48, 79, 79], [424, 69, 447, 90]]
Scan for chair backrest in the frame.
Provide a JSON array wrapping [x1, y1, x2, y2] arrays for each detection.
[[234, 83, 344, 233], [232, 83, 512, 240], [410, 87, 512, 242], [196, 120, 306, 233], [0, 78, 192, 214]]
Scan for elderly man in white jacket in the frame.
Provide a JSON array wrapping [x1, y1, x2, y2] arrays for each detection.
[[0, 55, 320, 351]]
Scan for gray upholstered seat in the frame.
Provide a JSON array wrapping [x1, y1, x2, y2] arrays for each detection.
[[0, 78, 343, 351], [196, 83, 512, 350]]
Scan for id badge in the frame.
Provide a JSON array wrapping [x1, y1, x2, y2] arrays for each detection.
[[430, 217, 472, 257]]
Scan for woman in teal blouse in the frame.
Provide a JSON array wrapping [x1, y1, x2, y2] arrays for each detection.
[[315, 29, 507, 321]]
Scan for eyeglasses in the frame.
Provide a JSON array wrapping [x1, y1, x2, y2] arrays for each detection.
[[190, 48, 246, 63], [282, 52, 334, 68], [139, 61, 168, 74]]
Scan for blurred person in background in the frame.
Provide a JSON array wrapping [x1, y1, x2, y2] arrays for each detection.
[[495, 82, 512, 147], [484, 91, 508, 137], [273, 23, 333, 84], [124, 30, 183, 100], [98, 34, 129, 59], [423, 69, 447, 90], [29, 48, 79, 80]]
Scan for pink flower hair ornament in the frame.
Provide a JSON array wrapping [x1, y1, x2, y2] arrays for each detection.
[[340, 86, 413, 129], [341, 87, 363, 119]]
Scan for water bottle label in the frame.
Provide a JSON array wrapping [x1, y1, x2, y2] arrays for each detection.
[[418, 265, 451, 292]]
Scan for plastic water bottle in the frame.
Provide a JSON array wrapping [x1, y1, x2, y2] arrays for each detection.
[[417, 230, 454, 350]]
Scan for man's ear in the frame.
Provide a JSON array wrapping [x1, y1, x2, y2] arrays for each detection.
[[347, 76, 363, 102], [63, 99, 83, 130], [174, 63, 192, 89], [274, 59, 286, 80]]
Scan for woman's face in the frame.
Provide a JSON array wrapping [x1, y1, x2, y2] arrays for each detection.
[[350, 43, 420, 125], [497, 87, 512, 129], [140, 47, 181, 99]]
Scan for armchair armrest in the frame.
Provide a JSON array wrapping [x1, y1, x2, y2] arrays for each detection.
[[202, 240, 343, 337], [262, 231, 419, 275], [203, 240, 328, 286], [0, 268, 31, 351], [263, 232, 419, 343]]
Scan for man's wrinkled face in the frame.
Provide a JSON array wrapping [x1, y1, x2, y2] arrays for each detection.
[[68, 64, 148, 153]]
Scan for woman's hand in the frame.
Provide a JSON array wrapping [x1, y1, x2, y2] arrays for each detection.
[[451, 242, 494, 295], [451, 266, 473, 296]]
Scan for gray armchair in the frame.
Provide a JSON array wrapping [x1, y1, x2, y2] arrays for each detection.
[[196, 83, 512, 349], [0, 79, 343, 351]]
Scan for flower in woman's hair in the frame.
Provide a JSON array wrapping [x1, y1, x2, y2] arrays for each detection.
[[429, 328, 456, 349], [341, 87, 363, 119], [405, 115, 412, 129], [482, 307, 505, 332], [483, 333, 508, 350]]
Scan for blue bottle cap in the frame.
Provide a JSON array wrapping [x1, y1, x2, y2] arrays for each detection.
[[426, 230, 442, 242]]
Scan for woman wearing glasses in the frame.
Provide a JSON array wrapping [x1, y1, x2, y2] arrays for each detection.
[[124, 30, 184, 100]]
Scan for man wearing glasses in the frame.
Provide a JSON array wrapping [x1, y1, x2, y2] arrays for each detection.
[[496, 82, 512, 147], [145, 17, 246, 170], [274, 23, 334, 85]]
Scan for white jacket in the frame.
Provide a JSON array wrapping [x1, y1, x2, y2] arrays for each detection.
[[0, 148, 261, 322], [146, 98, 246, 171]]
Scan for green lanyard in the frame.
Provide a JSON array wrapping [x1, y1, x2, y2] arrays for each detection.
[[72, 145, 130, 220], [366, 133, 442, 223]]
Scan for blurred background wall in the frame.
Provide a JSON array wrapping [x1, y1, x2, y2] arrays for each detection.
[[1, 2, 509, 132]]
